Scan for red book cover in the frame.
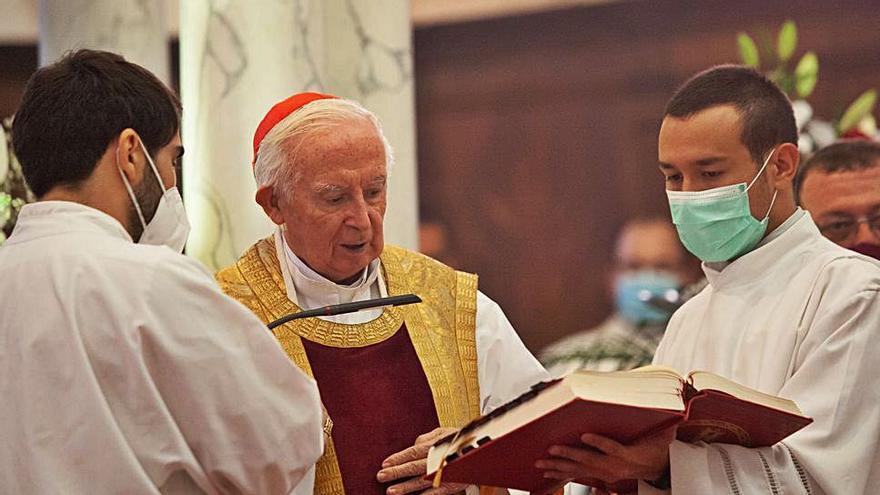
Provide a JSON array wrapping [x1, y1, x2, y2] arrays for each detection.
[[677, 389, 813, 447], [428, 398, 684, 493], [426, 372, 812, 493]]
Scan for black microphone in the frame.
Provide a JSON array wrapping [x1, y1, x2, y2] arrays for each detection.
[[267, 294, 422, 330]]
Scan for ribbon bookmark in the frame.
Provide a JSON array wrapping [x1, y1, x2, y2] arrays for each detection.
[[432, 428, 464, 488]]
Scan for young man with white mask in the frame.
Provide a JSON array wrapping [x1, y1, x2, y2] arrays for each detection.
[[536, 65, 880, 494], [1, 49, 323, 494]]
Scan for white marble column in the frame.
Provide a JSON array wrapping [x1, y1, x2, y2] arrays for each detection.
[[38, 0, 170, 82], [180, 0, 417, 270]]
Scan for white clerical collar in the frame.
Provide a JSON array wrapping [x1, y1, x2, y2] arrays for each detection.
[[7, 200, 132, 245], [758, 207, 806, 248], [274, 228, 387, 322], [703, 208, 819, 289], [285, 241, 379, 292], [704, 208, 806, 273]]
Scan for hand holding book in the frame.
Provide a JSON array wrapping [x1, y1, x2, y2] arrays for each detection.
[[536, 427, 675, 491], [378, 427, 468, 495]]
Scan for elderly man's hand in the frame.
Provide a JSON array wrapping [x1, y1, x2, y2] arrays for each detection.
[[377, 427, 469, 495], [534, 426, 676, 487]]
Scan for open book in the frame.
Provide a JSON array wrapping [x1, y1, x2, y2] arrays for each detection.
[[425, 366, 812, 493]]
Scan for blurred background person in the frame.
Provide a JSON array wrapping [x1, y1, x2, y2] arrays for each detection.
[[540, 216, 702, 376], [418, 211, 462, 268], [796, 139, 880, 259]]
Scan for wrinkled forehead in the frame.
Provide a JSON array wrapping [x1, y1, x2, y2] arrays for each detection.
[[800, 165, 880, 214], [286, 119, 387, 180]]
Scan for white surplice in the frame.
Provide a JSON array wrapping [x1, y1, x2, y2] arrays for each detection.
[[0, 202, 324, 495], [641, 209, 880, 494]]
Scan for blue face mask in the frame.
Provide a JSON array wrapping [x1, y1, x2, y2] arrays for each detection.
[[614, 271, 681, 325], [666, 150, 779, 263]]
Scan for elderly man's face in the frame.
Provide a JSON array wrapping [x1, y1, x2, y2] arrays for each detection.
[[277, 118, 387, 283], [800, 164, 880, 248]]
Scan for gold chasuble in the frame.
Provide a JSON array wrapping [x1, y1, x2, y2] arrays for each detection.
[[216, 236, 481, 495]]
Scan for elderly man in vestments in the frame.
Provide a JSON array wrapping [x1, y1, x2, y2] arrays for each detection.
[[536, 66, 880, 494], [1, 50, 323, 494], [216, 93, 550, 495]]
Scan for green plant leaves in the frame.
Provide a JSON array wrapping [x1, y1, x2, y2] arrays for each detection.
[[794, 51, 819, 99], [839, 89, 878, 133], [777, 20, 798, 62], [737, 33, 760, 68]]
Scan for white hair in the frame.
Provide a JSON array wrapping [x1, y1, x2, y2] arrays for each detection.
[[253, 98, 394, 201]]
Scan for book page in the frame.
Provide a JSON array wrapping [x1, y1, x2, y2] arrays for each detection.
[[568, 371, 686, 411], [688, 371, 803, 415], [628, 364, 685, 377]]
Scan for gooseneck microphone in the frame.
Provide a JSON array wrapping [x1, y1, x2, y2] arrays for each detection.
[[266, 294, 422, 330]]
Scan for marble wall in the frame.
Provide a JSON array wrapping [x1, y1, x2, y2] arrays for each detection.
[[38, 0, 170, 81], [180, 0, 417, 270]]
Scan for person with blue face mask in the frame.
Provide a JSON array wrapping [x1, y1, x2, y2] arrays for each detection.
[[540, 218, 702, 376], [537, 66, 880, 494], [1, 49, 324, 494]]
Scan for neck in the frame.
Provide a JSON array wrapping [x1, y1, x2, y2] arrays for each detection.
[[281, 231, 367, 286], [764, 198, 797, 237], [42, 174, 132, 235], [301, 256, 365, 285]]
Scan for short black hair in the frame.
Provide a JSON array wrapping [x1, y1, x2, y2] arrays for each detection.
[[664, 65, 798, 164], [12, 49, 181, 197], [795, 140, 880, 202]]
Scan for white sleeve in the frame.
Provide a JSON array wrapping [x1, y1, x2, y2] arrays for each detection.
[[475, 291, 551, 414], [661, 266, 880, 495], [144, 256, 324, 495]]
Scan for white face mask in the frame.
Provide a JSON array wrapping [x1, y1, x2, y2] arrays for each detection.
[[117, 136, 190, 252]]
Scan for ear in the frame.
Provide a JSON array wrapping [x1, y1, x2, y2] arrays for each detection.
[[115, 128, 145, 186], [255, 185, 286, 226], [771, 142, 799, 186]]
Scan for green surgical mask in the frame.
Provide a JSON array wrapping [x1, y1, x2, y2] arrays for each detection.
[[667, 150, 778, 263]]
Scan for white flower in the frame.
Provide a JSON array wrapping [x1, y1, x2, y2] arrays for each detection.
[[805, 120, 838, 149], [792, 100, 814, 131], [798, 134, 815, 155]]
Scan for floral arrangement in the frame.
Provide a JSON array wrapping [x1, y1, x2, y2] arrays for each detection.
[[736, 20, 878, 154], [0, 117, 34, 245]]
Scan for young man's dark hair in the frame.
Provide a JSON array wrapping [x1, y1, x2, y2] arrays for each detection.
[[795, 139, 880, 203], [664, 64, 798, 165], [12, 49, 181, 198]]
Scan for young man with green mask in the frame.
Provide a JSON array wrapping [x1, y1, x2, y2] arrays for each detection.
[[536, 65, 880, 494]]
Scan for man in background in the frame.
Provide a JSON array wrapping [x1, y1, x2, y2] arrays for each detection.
[[418, 211, 462, 268], [796, 139, 880, 259], [540, 217, 701, 375]]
